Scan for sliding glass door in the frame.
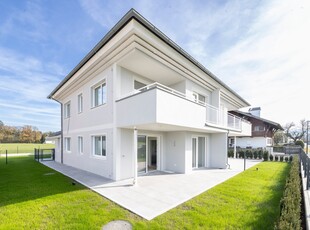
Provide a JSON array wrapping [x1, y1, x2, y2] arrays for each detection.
[[192, 137, 206, 168], [137, 135, 147, 173]]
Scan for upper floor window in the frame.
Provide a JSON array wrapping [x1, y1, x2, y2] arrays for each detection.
[[65, 137, 71, 152], [193, 92, 206, 105], [92, 80, 106, 107], [64, 101, 71, 118], [78, 94, 83, 113], [254, 126, 265, 131]]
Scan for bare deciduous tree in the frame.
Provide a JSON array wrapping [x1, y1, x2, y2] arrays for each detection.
[[284, 119, 306, 143]]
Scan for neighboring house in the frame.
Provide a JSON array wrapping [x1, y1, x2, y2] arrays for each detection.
[[48, 9, 252, 182], [229, 107, 283, 153], [45, 131, 61, 145]]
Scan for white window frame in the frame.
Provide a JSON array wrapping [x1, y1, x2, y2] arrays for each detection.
[[64, 101, 71, 118], [91, 80, 106, 108], [64, 137, 71, 152], [78, 94, 83, 113], [266, 138, 272, 146], [92, 135, 106, 158], [78, 136, 83, 154], [193, 92, 207, 105], [254, 126, 265, 131]]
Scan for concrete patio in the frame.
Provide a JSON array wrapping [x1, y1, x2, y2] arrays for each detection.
[[42, 158, 261, 220]]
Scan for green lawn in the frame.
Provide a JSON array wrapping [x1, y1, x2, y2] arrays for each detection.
[[0, 143, 55, 154], [0, 157, 290, 229]]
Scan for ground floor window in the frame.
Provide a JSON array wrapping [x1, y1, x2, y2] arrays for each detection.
[[65, 137, 71, 152], [267, 138, 272, 146], [92, 135, 106, 157]]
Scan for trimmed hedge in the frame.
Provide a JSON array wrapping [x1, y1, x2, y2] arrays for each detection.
[[227, 148, 293, 162], [276, 156, 301, 230]]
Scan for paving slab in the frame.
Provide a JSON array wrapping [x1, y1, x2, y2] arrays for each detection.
[[42, 158, 261, 220]]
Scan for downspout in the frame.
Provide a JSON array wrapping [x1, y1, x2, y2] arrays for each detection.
[[226, 129, 231, 169], [51, 98, 63, 164]]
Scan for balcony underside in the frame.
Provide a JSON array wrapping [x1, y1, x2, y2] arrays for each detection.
[[116, 86, 251, 136]]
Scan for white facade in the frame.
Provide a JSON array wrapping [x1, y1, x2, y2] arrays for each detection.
[[234, 137, 273, 148], [49, 10, 251, 181]]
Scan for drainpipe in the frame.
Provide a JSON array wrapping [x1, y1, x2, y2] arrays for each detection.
[[133, 127, 138, 185], [51, 98, 63, 164]]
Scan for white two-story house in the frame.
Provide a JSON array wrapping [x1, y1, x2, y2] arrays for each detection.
[[48, 9, 252, 182]]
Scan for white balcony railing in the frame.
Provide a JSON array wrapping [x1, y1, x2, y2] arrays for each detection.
[[119, 82, 246, 131], [205, 104, 242, 130], [227, 113, 241, 130]]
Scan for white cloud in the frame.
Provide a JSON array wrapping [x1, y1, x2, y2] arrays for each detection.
[[78, 0, 309, 125], [1, 0, 308, 131], [208, 0, 310, 125], [0, 47, 62, 131], [79, 0, 126, 28], [0, 0, 47, 41]]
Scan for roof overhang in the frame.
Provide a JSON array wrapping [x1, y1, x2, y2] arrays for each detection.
[[48, 8, 250, 107]]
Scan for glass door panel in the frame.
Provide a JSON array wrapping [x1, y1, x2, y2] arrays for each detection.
[[192, 138, 197, 168], [138, 135, 147, 173], [198, 137, 205, 167]]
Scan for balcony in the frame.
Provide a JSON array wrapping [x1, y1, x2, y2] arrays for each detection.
[[116, 82, 251, 135]]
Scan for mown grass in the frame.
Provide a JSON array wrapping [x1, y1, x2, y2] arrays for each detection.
[[0, 157, 290, 229], [136, 162, 290, 229], [0, 156, 138, 229], [0, 143, 55, 154]]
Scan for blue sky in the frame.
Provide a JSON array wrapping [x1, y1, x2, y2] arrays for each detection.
[[0, 0, 309, 132]]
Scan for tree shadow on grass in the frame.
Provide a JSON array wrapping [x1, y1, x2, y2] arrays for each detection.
[[0, 156, 85, 207]]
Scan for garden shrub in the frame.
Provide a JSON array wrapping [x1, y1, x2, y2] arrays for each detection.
[[258, 149, 263, 159], [228, 150, 234, 158], [269, 154, 274, 161], [295, 140, 304, 149], [289, 155, 293, 162], [238, 150, 244, 158], [276, 156, 301, 230], [253, 150, 258, 159], [246, 149, 253, 159], [275, 155, 279, 161], [285, 157, 288, 162], [263, 151, 269, 161]]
